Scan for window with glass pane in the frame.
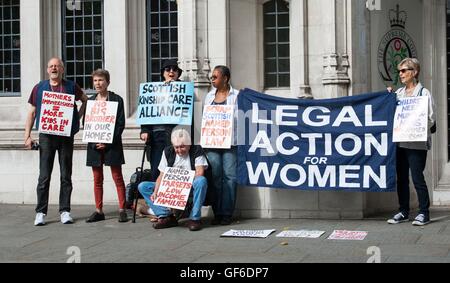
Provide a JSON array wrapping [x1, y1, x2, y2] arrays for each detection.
[[62, 0, 104, 92], [264, 0, 290, 88], [147, 0, 178, 82], [0, 0, 20, 96]]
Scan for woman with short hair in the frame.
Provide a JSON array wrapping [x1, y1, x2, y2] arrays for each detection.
[[204, 66, 239, 225], [387, 58, 436, 226], [85, 69, 128, 223]]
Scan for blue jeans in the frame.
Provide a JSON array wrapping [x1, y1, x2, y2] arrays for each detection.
[[207, 148, 237, 218], [36, 134, 74, 214], [396, 147, 430, 217], [138, 176, 208, 221]]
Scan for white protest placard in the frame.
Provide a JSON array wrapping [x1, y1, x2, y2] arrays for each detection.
[[38, 91, 75, 137], [327, 230, 368, 241], [276, 230, 326, 239], [201, 105, 234, 149], [393, 96, 428, 142], [83, 101, 118, 144], [154, 167, 195, 211], [220, 229, 276, 238]]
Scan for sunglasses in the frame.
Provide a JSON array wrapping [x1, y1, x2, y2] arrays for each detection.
[[164, 66, 179, 73], [398, 68, 414, 74]]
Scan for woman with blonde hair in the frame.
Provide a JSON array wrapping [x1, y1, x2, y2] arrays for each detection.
[[387, 58, 436, 226]]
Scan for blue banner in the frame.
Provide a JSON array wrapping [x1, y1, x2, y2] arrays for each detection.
[[137, 82, 194, 126], [237, 89, 397, 192]]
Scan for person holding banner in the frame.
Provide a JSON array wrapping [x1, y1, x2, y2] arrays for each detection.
[[204, 66, 239, 226], [387, 58, 436, 226], [140, 59, 183, 182], [84, 69, 128, 223], [138, 128, 209, 231], [24, 57, 88, 226]]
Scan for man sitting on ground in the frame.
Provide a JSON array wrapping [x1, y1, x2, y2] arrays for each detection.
[[138, 128, 208, 231]]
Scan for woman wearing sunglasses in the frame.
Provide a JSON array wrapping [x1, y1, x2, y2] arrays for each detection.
[[387, 58, 436, 226], [204, 65, 239, 225], [140, 59, 183, 183]]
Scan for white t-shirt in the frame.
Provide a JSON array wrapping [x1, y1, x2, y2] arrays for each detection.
[[158, 151, 208, 173]]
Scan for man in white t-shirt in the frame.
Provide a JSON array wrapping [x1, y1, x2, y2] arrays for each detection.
[[138, 128, 208, 231]]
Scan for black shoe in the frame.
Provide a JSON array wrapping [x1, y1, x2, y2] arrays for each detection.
[[86, 212, 105, 223], [188, 220, 202, 231], [220, 216, 233, 225], [211, 216, 222, 225], [153, 215, 178, 229], [118, 211, 128, 223]]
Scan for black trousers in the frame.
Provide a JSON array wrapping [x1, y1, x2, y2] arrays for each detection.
[[396, 147, 430, 217], [35, 134, 74, 214]]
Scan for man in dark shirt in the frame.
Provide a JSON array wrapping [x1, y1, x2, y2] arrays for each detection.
[[24, 57, 88, 226]]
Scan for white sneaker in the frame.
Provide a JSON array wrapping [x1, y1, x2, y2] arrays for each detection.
[[34, 213, 46, 226], [60, 212, 74, 224]]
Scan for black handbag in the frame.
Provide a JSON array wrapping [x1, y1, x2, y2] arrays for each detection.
[[131, 145, 152, 223]]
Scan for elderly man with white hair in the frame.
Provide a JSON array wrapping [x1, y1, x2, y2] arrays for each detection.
[[138, 128, 209, 231]]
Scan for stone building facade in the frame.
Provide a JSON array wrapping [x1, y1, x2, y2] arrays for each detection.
[[0, 0, 448, 218]]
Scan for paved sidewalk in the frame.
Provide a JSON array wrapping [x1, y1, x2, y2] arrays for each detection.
[[1, 204, 450, 263]]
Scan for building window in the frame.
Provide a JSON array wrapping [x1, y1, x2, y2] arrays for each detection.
[[62, 0, 104, 92], [0, 0, 20, 96], [264, 0, 290, 88], [147, 0, 178, 82]]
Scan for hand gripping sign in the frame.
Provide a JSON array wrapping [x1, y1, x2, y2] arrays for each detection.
[[154, 167, 195, 211], [83, 100, 118, 144], [201, 105, 234, 149], [38, 91, 75, 137]]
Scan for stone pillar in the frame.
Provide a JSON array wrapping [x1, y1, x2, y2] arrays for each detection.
[[290, 0, 312, 99], [322, 0, 350, 98], [104, 0, 129, 117], [127, 0, 147, 118], [207, 0, 230, 68], [42, 0, 62, 78], [178, 0, 211, 97]]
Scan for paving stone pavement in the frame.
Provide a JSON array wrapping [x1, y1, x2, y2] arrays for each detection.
[[1, 204, 450, 263]]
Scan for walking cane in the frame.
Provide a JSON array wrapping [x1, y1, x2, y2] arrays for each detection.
[[132, 144, 149, 223]]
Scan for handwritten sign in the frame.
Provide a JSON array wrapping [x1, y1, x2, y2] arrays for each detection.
[[137, 82, 194, 126], [327, 230, 368, 241], [83, 101, 118, 144], [393, 96, 428, 142], [154, 167, 195, 211], [276, 230, 326, 239], [201, 105, 234, 149], [38, 91, 74, 137], [220, 230, 276, 238]]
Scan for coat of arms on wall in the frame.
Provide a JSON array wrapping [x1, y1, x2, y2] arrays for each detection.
[[377, 4, 417, 87]]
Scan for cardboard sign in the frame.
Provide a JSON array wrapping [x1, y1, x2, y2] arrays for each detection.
[[201, 105, 234, 149], [154, 167, 195, 211], [220, 230, 276, 238], [38, 91, 75, 137], [137, 82, 195, 126], [83, 101, 118, 144], [276, 230, 326, 239], [393, 96, 428, 142], [327, 230, 368, 241]]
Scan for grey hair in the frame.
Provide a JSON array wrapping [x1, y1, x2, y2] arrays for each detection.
[[47, 57, 65, 69], [171, 128, 192, 146], [398, 58, 421, 80], [214, 65, 231, 84]]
